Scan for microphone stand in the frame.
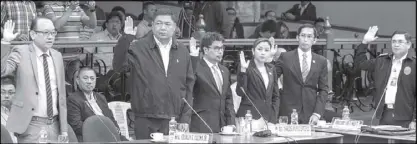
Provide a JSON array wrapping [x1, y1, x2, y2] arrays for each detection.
[[239, 87, 271, 137], [182, 98, 216, 143]]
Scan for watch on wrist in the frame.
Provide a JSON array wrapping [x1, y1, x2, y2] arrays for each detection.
[[89, 9, 96, 12]]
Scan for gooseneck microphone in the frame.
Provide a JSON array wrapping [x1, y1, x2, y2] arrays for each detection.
[[370, 87, 388, 127], [239, 87, 271, 137], [182, 98, 216, 143]]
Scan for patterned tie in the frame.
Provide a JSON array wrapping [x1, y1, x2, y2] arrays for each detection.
[[301, 53, 309, 82], [42, 54, 54, 118], [211, 65, 223, 93]]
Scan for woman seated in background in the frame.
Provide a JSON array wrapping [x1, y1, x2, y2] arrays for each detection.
[[67, 67, 128, 141], [236, 38, 280, 124]]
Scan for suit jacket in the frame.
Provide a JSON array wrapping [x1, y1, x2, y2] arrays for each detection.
[[115, 32, 195, 123], [285, 3, 317, 21], [1, 43, 67, 134], [354, 44, 416, 122], [275, 50, 328, 124], [67, 91, 120, 141], [189, 57, 235, 133], [236, 61, 280, 123]]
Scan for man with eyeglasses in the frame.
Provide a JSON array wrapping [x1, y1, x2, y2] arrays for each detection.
[[188, 32, 236, 133], [274, 23, 329, 125], [1, 77, 17, 143], [1, 17, 69, 142], [354, 26, 416, 129], [114, 8, 195, 139]]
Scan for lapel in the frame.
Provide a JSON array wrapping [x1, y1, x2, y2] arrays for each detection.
[[201, 59, 221, 95], [29, 44, 39, 87], [93, 92, 109, 115], [265, 65, 273, 92], [305, 53, 317, 83], [220, 65, 228, 96], [167, 39, 179, 75], [250, 61, 267, 91], [147, 34, 166, 75], [50, 50, 62, 93], [290, 50, 303, 83]]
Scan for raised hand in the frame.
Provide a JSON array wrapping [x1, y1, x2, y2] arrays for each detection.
[[124, 16, 137, 35], [239, 51, 250, 72], [362, 26, 379, 44], [2, 20, 19, 42], [269, 36, 275, 47], [189, 37, 200, 56], [86, 1, 96, 10]]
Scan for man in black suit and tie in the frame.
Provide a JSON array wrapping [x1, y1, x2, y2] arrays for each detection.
[[275, 23, 328, 124], [283, 1, 317, 21], [188, 32, 236, 133]]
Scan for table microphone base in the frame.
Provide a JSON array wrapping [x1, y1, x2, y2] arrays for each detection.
[[253, 130, 272, 137]]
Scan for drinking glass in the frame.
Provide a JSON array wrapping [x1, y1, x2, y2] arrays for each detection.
[[177, 123, 189, 133], [58, 135, 69, 143], [279, 116, 288, 125]]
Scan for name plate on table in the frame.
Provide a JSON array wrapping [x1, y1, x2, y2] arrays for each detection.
[[170, 132, 211, 143], [276, 124, 312, 137], [331, 118, 363, 130]]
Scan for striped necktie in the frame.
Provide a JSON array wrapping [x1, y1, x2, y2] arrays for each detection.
[[211, 65, 223, 93], [301, 53, 309, 82], [42, 54, 54, 118]]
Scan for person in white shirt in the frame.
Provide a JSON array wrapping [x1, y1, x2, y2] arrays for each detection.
[[135, 2, 156, 38], [1, 77, 17, 143], [354, 26, 415, 129]]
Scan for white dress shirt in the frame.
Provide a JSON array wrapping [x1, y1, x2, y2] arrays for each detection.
[[33, 44, 59, 117], [299, 2, 310, 15], [84, 92, 104, 116], [154, 36, 173, 76], [385, 53, 407, 106], [203, 57, 223, 87], [258, 66, 269, 89]]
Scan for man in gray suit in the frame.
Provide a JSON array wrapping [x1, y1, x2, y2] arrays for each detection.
[[1, 17, 68, 143], [275, 23, 328, 124]]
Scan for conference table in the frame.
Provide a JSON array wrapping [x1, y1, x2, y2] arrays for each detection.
[[315, 127, 416, 143], [125, 132, 344, 143]]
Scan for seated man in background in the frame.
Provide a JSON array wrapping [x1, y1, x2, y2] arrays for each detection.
[[283, 1, 316, 21], [85, 11, 124, 75], [67, 67, 127, 141], [135, 2, 156, 38], [312, 18, 326, 55], [1, 77, 17, 143], [249, 20, 277, 39]]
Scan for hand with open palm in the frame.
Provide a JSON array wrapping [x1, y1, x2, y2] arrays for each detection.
[[189, 37, 200, 56], [2, 20, 19, 42], [124, 16, 137, 36], [239, 51, 250, 72], [362, 26, 379, 44]]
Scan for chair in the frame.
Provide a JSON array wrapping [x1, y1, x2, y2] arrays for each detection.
[[1, 124, 13, 143], [67, 124, 78, 142], [82, 115, 121, 142], [108, 101, 132, 140]]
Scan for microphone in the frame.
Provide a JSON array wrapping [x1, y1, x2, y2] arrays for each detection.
[[182, 98, 216, 143], [370, 87, 388, 127], [239, 87, 271, 137]]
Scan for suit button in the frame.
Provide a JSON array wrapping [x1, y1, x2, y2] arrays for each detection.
[[36, 92, 38, 95], [32, 108, 35, 111]]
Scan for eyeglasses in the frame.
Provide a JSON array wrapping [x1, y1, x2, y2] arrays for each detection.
[[392, 40, 407, 44], [154, 21, 174, 28], [34, 30, 57, 36], [299, 34, 315, 39], [210, 46, 225, 52], [1, 91, 15, 96], [108, 20, 121, 24]]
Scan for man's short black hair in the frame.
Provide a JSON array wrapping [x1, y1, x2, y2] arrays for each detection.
[[143, 2, 155, 11], [314, 17, 325, 25], [76, 67, 96, 78], [391, 30, 412, 43], [1, 77, 14, 86], [111, 6, 126, 14], [200, 32, 225, 51], [30, 16, 53, 30], [153, 8, 178, 23], [297, 23, 318, 38], [102, 11, 125, 30], [264, 10, 275, 17], [260, 20, 277, 33]]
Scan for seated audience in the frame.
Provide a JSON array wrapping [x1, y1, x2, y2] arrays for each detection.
[[1, 77, 17, 143], [67, 67, 127, 141], [226, 7, 244, 39], [283, 1, 316, 21], [249, 20, 277, 39], [1, 1, 37, 41], [111, 6, 126, 22], [312, 17, 326, 55], [85, 11, 124, 74]]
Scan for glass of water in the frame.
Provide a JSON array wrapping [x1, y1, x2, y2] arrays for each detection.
[[177, 123, 189, 133], [279, 116, 288, 125]]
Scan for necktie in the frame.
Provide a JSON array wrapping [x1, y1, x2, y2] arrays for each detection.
[[211, 65, 223, 93], [301, 53, 309, 82], [42, 54, 54, 118]]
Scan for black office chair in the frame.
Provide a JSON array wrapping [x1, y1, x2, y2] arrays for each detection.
[[67, 124, 78, 142], [82, 115, 121, 142], [1, 124, 13, 143]]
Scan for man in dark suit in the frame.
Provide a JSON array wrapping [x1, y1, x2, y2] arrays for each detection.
[[354, 26, 415, 129], [275, 23, 328, 124], [67, 67, 127, 141], [1, 18, 68, 142], [113, 8, 195, 139], [283, 1, 316, 21], [188, 32, 235, 133]]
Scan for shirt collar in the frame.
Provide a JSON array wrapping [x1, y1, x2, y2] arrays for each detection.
[[203, 57, 218, 68], [297, 48, 312, 58], [299, 2, 310, 9], [84, 92, 94, 101], [153, 35, 173, 49], [33, 43, 51, 58], [393, 52, 408, 62], [105, 29, 121, 40]]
